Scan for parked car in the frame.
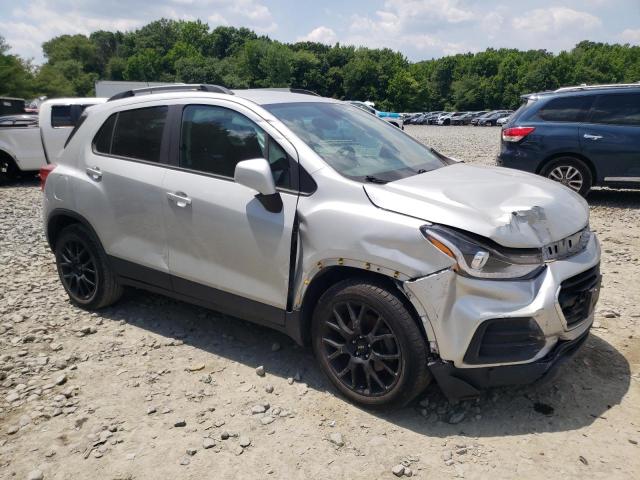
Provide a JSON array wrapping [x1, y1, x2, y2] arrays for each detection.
[[0, 97, 26, 116], [348, 101, 404, 129], [0, 97, 105, 181], [496, 115, 510, 126], [412, 113, 428, 125], [449, 112, 471, 125], [24, 96, 48, 114], [498, 83, 640, 196], [403, 113, 423, 125], [478, 111, 512, 126], [426, 112, 446, 125], [437, 112, 461, 125], [42, 84, 601, 408], [471, 110, 508, 126], [415, 112, 436, 125]]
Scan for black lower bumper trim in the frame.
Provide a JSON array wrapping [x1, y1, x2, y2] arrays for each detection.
[[429, 330, 590, 401]]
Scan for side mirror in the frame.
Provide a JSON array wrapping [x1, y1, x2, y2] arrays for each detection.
[[234, 158, 276, 196]]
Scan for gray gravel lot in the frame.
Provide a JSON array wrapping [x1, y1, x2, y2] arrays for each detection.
[[1, 126, 639, 479]]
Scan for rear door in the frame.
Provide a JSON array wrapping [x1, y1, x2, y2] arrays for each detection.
[[73, 105, 171, 286], [580, 92, 640, 183], [162, 101, 299, 325], [528, 95, 593, 154]]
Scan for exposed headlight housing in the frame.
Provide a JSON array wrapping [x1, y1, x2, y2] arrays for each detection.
[[421, 224, 545, 280]]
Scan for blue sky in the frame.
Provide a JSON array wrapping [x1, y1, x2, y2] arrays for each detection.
[[1, 0, 639, 63]]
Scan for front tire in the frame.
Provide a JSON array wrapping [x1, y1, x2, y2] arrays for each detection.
[[541, 157, 592, 197], [311, 278, 432, 409], [54, 224, 123, 310]]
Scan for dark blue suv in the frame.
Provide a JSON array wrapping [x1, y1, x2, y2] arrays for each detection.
[[497, 84, 640, 196]]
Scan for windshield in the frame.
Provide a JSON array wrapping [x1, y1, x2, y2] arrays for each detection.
[[264, 102, 444, 182]]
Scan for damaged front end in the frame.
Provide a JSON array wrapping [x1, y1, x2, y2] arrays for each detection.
[[402, 223, 601, 401]]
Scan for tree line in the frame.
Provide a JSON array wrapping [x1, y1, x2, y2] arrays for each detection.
[[1, 19, 639, 111]]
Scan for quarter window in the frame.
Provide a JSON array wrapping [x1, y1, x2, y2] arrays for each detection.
[[536, 96, 592, 122], [93, 114, 116, 154], [180, 105, 291, 188], [590, 93, 640, 126]]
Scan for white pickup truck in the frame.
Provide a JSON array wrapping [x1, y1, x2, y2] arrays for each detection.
[[0, 98, 105, 181]]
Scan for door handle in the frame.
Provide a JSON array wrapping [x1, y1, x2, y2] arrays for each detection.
[[167, 191, 192, 208], [583, 134, 603, 140], [86, 166, 102, 181]]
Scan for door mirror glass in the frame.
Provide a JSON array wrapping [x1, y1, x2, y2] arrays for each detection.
[[234, 158, 277, 196]]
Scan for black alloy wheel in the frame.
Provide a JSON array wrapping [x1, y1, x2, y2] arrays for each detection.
[[312, 279, 432, 409], [54, 224, 123, 309], [319, 301, 402, 397], [58, 239, 98, 302]]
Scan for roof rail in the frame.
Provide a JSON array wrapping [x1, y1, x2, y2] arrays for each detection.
[[259, 88, 320, 97], [107, 84, 234, 102], [554, 82, 640, 93]]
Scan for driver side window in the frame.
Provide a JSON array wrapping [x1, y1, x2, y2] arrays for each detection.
[[180, 104, 291, 188]]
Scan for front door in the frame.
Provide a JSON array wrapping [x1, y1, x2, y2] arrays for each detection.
[[162, 102, 299, 325], [580, 92, 640, 183]]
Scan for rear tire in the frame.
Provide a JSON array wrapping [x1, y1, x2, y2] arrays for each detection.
[[0, 153, 17, 184], [311, 278, 432, 409], [541, 157, 592, 197], [54, 224, 123, 310]]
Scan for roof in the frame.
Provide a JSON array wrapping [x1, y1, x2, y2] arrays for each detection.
[[523, 82, 640, 100], [103, 84, 337, 106], [232, 89, 336, 105], [41, 97, 107, 106]]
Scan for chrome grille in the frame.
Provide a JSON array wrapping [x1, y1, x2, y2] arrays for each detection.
[[543, 227, 590, 262]]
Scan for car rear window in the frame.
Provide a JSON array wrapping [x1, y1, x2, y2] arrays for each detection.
[[51, 105, 74, 127], [93, 106, 167, 162], [589, 93, 640, 126], [536, 96, 593, 122], [51, 104, 94, 128]]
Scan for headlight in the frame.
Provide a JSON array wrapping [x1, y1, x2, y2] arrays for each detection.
[[421, 225, 544, 280]]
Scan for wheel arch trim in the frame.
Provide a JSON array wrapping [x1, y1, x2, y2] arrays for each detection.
[[293, 263, 429, 346], [46, 208, 102, 252]]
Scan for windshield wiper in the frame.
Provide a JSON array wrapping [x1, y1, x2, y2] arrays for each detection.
[[364, 175, 388, 184], [416, 169, 428, 174]]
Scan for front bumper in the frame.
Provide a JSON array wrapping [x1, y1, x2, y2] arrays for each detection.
[[404, 233, 601, 371], [429, 330, 590, 400]]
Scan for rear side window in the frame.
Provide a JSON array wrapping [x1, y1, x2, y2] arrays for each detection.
[[94, 106, 167, 162], [536, 96, 593, 122], [590, 93, 640, 126], [51, 105, 73, 127], [51, 104, 94, 128]]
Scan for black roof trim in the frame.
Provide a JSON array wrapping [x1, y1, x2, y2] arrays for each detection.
[[107, 84, 234, 102]]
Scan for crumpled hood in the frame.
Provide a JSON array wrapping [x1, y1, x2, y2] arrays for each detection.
[[364, 163, 589, 248]]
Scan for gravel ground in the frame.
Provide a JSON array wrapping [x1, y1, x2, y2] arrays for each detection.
[[1, 125, 639, 480]]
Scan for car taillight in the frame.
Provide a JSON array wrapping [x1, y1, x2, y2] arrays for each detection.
[[502, 126, 535, 142], [39, 164, 57, 191]]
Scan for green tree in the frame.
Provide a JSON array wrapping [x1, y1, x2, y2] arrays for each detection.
[[4, 19, 640, 109], [0, 35, 35, 97]]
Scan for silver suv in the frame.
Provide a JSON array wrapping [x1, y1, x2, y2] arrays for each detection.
[[41, 85, 601, 408]]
